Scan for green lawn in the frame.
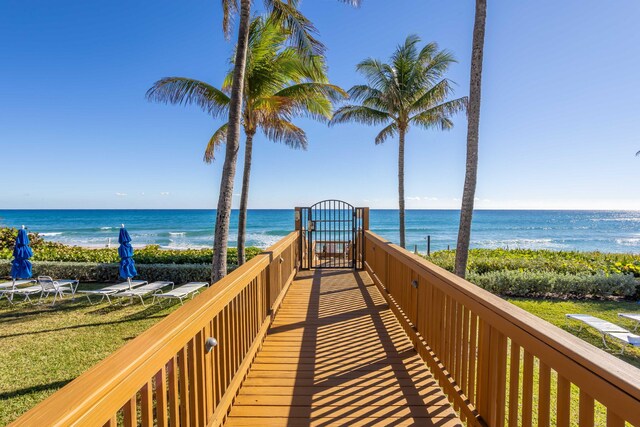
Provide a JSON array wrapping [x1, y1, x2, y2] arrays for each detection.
[[504, 298, 639, 425], [506, 298, 640, 368], [0, 285, 180, 426]]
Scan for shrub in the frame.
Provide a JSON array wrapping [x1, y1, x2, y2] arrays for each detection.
[[0, 227, 46, 250], [427, 248, 640, 276], [467, 270, 637, 298], [0, 259, 213, 284]]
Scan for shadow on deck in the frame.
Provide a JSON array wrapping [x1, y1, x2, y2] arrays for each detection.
[[226, 269, 462, 426]]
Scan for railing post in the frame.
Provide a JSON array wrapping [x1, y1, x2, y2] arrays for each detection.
[[475, 320, 491, 423], [294, 207, 302, 269], [294, 207, 302, 231], [357, 207, 369, 269], [362, 207, 369, 230]]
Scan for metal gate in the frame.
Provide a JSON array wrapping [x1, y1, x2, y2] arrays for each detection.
[[299, 200, 364, 269]]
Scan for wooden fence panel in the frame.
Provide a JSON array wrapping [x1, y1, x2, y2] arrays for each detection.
[[364, 231, 640, 427], [11, 232, 300, 427]]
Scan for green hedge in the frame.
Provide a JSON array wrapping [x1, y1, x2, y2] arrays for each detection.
[[0, 246, 262, 265], [467, 270, 637, 298], [427, 248, 640, 276], [0, 259, 213, 284]]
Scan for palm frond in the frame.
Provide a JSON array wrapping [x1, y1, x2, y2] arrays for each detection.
[[329, 105, 392, 126], [203, 123, 228, 163], [417, 42, 438, 64], [146, 77, 230, 118], [356, 58, 394, 91], [348, 85, 383, 103], [410, 97, 467, 131], [262, 118, 308, 149], [265, 0, 325, 57], [275, 82, 347, 103], [268, 83, 345, 121], [411, 79, 455, 111], [375, 123, 398, 145], [419, 50, 458, 86], [221, 0, 239, 39]]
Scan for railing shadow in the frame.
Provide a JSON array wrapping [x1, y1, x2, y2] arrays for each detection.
[[0, 379, 72, 401], [276, 269, 456, 426]]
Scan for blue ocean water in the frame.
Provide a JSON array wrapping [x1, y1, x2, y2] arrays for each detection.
[[1, 209, 640, 254]]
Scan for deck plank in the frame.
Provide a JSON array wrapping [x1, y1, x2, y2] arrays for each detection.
[[225, 269, 461, 426]]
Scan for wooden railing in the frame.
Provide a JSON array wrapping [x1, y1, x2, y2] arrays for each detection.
[[12, 232, 299, 427], [365, 231, 640, 427]]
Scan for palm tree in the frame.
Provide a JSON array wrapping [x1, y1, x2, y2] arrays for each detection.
[[454, 0, 487, 278], [147, 16, 345, 272], [211, 0, 361, 281], [214, 0, 252, 283], [330, 36, 467, 248]]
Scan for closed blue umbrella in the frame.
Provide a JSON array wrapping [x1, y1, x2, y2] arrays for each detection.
[[11, 226, 33, 281], [118, 225, 137, 289]]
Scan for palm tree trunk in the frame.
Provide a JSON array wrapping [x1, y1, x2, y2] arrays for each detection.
[[212, 0, 252, 283], [237, 130, 255, 266], [398, 129, 406, 248], [455, 0, 487, 278]]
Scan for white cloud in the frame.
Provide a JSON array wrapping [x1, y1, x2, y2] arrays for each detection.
[[115, 192, 127, 197], [160, 192, 170, 196]]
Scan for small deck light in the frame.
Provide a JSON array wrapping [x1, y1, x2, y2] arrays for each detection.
[[411, 280, 418, 289], [205, 337, 218, 353]]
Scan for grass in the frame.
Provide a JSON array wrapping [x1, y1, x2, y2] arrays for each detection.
[[504, 298, 639, 425], [0, 284, 180, 426], [506, 297, 640, 368]]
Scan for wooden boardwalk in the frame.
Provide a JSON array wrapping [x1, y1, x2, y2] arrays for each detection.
[[226, 269, 462, 426]]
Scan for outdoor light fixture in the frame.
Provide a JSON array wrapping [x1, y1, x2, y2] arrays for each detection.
[[205, 337, 218, 353]]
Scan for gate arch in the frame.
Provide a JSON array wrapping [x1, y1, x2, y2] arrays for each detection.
[[299, 200, 364, 269]]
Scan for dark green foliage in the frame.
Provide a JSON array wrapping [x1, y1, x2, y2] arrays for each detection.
[[0, 227, 46, 250], [468, 270, 636, 298], [426, 248, 640, 299], [427, 248, 640, 276], [0, 260, 220, 284]]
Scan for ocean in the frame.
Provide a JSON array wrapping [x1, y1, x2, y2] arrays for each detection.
[[1, 209, 640, 254]]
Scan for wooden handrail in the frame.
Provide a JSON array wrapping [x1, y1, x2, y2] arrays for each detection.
[[11, 232, 299, 427], [364, 230, 640, 426]]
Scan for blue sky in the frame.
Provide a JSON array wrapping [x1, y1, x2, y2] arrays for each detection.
[[1, 0, 639, 210]]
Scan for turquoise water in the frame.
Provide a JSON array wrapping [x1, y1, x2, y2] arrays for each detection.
[[1, 209, 640, 253]]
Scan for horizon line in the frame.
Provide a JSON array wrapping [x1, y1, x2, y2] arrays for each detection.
[[1, 208, 640, 212]]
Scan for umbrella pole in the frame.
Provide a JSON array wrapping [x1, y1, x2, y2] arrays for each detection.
[[9, 278, 15, 303]]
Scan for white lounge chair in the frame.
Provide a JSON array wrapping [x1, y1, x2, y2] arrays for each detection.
[[0, 283, 43, 304], [0, 280, 35, 303], [152, 282, 209, 305], [0, 279, 35, 290], [37, 276, 79, 305], [77, 280, 148, 304], [111, 281, 174, 306], [618, 313, 640, 332], [566, 314, 640, 354]]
